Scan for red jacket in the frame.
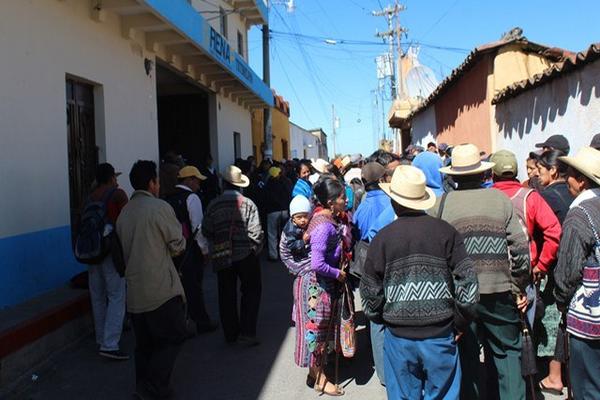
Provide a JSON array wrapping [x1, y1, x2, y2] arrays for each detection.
[[493, 180, 561, 272]]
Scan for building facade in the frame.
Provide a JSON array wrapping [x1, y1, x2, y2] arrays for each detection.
[[494, 44, 600, 180], [392, 33, 570, 154], [309, 128, 329, 160], [290, 122, 319, 160], [0, 0, 271, 309], [252, 91, 291, 162]]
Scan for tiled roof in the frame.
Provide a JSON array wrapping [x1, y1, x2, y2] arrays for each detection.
[[272, 90, 290, 116], [406, 37, 567, 120], [492, 43, 600, 104]]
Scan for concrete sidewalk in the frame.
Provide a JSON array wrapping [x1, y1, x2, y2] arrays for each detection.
[[6, 257, 385, 400]]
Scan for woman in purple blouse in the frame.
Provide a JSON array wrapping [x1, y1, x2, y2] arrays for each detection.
[[293, 177, 347, 396]]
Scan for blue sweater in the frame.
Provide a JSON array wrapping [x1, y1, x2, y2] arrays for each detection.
[[353, 189, 391, 241]]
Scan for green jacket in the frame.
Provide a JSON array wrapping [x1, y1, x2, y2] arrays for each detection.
[[116, 190, 186, 313]]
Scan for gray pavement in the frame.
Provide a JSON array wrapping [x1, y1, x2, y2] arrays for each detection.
[[7, 257, 385, 400], [6, 255, 566, 400]]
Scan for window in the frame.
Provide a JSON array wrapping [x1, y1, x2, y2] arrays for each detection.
[[233, 131, 241, 160], [237, 31, 244, 57], [219, 7, 228, 39]]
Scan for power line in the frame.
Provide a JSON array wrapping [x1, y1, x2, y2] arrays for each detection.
[[419, 0, 460, 40]]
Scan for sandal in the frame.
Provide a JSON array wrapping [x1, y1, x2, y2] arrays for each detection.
[[539, 380, 563, 396], [314, 381, 345, 396]]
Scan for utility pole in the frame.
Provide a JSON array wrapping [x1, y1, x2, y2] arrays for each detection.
[[373, 1, 406, 147], [373, 1, 407, 101], [262, 23, 272, 161]]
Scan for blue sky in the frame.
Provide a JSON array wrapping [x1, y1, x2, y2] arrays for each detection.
[[248, 0, 600, 157]]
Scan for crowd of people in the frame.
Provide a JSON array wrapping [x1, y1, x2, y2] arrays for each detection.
[[74, 132, 600, 400]]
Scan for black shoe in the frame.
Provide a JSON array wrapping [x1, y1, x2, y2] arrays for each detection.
[[99, 350, 130, 361], [196, 321, 219, 334], [238, 335, 260, 347]]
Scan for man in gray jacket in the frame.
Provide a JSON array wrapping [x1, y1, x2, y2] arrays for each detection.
[[117, 160, 187, 399]]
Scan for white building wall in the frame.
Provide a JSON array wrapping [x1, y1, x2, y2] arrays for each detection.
[[411, 106, 437, 147], [215, 94, 253, 171], [495, 59, 600, 181], [290, 123, 319, 160], [189, 0, 249, 61], [0, 0, 158, 238]]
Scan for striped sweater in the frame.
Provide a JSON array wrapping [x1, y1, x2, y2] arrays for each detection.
[[431, 188, 530, 295], [360, 212, 479, 339], [202, 190, 264, 262]]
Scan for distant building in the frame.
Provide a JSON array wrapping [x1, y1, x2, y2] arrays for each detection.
[[309, 128, 329, 160], [290, 122, 319, 160], [252, 91, 291, 162]]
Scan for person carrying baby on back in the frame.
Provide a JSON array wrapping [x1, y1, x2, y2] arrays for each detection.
[[280, 195, 312, 274]]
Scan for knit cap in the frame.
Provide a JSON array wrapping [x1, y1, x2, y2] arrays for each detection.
[[289, 195, 312, 216]]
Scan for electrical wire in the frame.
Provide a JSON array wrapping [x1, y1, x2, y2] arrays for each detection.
[[419, 0, 460, 41]]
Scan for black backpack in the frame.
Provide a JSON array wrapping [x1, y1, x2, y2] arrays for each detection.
[[74, 188, 117, 265], [165, 188, 194, 240]]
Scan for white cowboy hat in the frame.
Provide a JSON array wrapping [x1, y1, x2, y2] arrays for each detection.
[[312, 158, 330, 174], [222, 165, 250, 188], [559, 146, 600, 186], [379, 165, 436, 210], [439, 143, 495, 175]]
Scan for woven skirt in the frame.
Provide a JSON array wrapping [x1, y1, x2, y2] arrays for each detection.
[[293, 271, 337, 368]]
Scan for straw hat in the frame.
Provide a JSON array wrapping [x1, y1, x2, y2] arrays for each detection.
[[177, 166, 207, 180], [222, 165, 250, 188], [312, 158, 330, 174], [559, 146, 600, 186], [379, 165, 436, 210], [439, 143, 495, 175]]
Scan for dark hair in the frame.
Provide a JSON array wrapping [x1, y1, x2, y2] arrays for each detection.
[[366, 150, 401, 167], [538, 150, 568, 178], [296, 161, 312, 174], [313, 177, 345, 207], [129, 160, 157, 191], [326, 164, 344, 181], [570, 168, 600, 189], [96, 163, 116, 185], [427, 142, 436, 148]]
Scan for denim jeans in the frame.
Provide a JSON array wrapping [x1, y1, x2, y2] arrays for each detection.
[[88, 256, 126, 351], [267, 210, 288, 259], [570, 335, 600, 399], [370, 321, 386, 385], [384, 329, 460, 400]]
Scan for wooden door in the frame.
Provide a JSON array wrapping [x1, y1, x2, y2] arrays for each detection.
[[66, 78, 97, 237]]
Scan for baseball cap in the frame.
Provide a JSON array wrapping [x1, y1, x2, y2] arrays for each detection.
[[96, 163, 121, 183], [535, 135, 570, 155], [361, 162, 386, 184], [490, 150, 518, 178], [178, 166, 207, 180], [590, 133, 600, 150]]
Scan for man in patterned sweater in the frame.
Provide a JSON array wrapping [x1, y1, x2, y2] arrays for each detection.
[[361, 165, 479, 400], [433, 144, 531, 400]]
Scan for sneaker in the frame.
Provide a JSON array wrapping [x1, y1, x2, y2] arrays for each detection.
[[99, 350, 130, 361], [238, 335, 260, 347]]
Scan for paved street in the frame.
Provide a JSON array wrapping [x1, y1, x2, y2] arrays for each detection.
[[6, 254, 568, 400], [7, 256, 386, 400]]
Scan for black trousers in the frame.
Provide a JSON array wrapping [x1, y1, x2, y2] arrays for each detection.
[[131, 296, 187, 393], [217, 253, 262, 342], [179, 245, 211, 325]]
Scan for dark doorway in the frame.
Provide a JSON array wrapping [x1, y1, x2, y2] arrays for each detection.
[[156, 63, 210, 168], [66, 78, 98, 238]]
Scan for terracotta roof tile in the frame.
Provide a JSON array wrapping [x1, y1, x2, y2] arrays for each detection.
[[492, 42, 600, 104]]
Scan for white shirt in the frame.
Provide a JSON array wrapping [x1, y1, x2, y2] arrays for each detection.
[[570, 188, 600, 209], [176, 184, 210, 255]]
